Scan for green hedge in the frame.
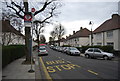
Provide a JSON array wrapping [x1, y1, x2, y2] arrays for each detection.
[[62, 45, 71, 47], [2, 45, 25, 68], [76, 45, 114, 53]]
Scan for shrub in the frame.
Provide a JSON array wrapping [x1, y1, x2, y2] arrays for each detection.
[[76, 45, 113, 53], [2, 45, 25, 68], [62, 45, 71, 47], [99, 45, 113, 53]]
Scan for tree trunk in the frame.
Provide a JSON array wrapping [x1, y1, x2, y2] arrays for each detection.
[[22, 27, 31, 64], [22, 0, 32, 64]]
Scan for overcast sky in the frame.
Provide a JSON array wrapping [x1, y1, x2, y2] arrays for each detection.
[[2, 0, 119, 42], [43, 0, 119, 42]]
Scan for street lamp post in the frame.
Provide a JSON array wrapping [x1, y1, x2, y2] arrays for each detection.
[[74, 39, 77, 47], [89, 21, 94, 46]]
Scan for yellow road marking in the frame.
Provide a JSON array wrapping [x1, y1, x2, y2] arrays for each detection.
[[54, 65, 62, 71], [88, 70, 98, 75], [39, 57, 53, 80], [46, 60, 65, 65], [66, 61, 71, 64], [47, 64, 81, 73]]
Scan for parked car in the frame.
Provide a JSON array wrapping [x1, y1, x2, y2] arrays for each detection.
[[66, 47, 81, 55], [63, 47, 69, 53], [85, 48, 114, 60], [38, 47, 48, 56], [57, 47, 63, 52], [50, 45, 53, 48]]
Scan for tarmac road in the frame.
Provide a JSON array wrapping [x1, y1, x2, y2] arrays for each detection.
[[38, 46, 118, 80]]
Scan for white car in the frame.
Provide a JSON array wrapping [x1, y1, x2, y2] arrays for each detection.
[[38, 47, 48, 56], [66, 47, 80, 55], [85, 48, 114, 60]]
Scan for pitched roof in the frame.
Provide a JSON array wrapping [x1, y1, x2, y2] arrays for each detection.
[[2, 20, 25, 37], [93, 14, 120, 33], [67, 28, 91, 40]]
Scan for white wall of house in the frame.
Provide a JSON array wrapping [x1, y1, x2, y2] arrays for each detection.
[[63, 41, 67, 46], [112, 29, 120, 51], [104, 29, 120, 51], [64, 37, 89, 47], [78, 37, 89, 47], [12, 36, 25, 45], [93, 33, 103, 46], [60, 42, 63, 46], [1, 32, 25, 46], [93, 29, 120, 51]]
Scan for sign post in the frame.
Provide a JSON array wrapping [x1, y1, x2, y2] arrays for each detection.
[[28, 8, 35, 73]]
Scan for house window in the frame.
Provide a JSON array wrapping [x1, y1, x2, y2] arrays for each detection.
[[97, 42, 102, 46], [107, 42, 114, 46], [106, 31, 113, 38]]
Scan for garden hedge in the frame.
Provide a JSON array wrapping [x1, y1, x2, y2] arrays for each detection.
[[2, 45, 25, 68], [76, 45, 114, 53]]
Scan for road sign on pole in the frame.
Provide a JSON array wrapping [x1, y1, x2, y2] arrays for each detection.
[[24, 12, 32, 27], [31, 8, 35, 13], [24, 12, 32, 22]]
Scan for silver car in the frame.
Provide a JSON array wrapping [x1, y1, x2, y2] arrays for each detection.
[[66, 47, 80, 55], [38, 47, 48, 56], [85, 48, 114, 60]]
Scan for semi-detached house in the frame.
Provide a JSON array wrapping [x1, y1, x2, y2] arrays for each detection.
[[1, 20, 37, 46], [1, 20, 25, 45], [64, 27, 91, 47], [92, 14, 120, 51]]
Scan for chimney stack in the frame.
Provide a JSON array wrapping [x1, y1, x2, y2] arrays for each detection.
[[80, 27, 83, 30], [73, 31, 75, 34], [112, 14, 119, 19]]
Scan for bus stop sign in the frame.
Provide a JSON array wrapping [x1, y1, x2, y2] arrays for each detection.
[[24, 12, 32, 22]]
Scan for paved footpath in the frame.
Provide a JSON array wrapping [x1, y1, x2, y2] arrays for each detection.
[[2, 56, 35, 80]]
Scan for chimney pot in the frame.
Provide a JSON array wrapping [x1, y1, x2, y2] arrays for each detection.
[[73, 31, 75, 34], [80, 27, 83, 30]]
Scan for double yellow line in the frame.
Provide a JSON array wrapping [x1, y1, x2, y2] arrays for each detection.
[[39, 57, 53, 81]]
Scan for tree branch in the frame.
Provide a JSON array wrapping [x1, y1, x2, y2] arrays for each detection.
[[6, 1, 24, 19], [34, 0, 57, 16], [11, 1, 25, 14], [40, 5, 56, 23]]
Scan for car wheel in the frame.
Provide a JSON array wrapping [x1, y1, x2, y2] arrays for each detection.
[[103, 56, 109, 60], [85, 54, 90, 58]]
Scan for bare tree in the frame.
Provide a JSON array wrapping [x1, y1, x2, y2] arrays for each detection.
[[1, 32, 19, 46], [2, 2, 23, 32], [4, 0, 62, 63], [51, 23, 65, 46], [4, 0, 61, 21], [40, 35, 46, 44], [50, 31, 56, 41], [33, 20, 45, 48]]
